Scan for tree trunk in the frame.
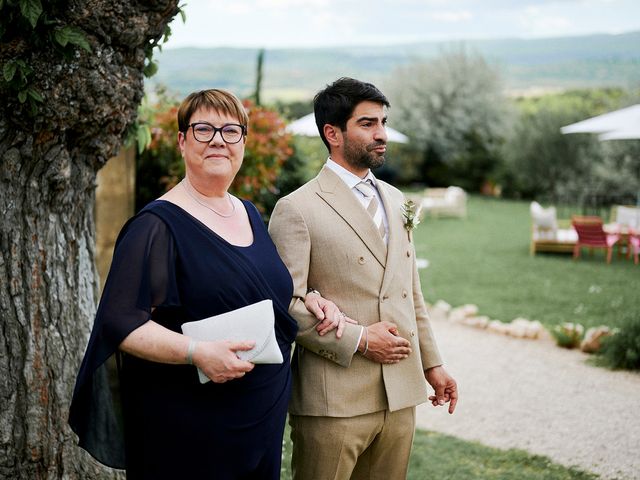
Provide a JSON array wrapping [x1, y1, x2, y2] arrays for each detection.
[[0, 2, 179, 478]]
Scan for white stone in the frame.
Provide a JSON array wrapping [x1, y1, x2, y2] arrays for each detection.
[[433, 300, 452, 312], [427, 300, 451, 322], [508, 322, 529, 338], [463, 316, 490, 329], [525, 320, 544, 339], [487, 320, 508, 334], [449, 304, 479, 323], [580, 326, 612, 353]]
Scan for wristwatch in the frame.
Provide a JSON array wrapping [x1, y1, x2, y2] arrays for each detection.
[[306, 287, 321, 296]]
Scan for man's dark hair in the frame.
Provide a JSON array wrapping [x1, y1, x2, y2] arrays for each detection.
[[313, 77, 390, 150]]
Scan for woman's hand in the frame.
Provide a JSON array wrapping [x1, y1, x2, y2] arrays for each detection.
[[304, 292, 358, 339], [192, 340, 256, 383]]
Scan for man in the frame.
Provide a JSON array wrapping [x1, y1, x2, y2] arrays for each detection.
[[269, 77, 458, 480]]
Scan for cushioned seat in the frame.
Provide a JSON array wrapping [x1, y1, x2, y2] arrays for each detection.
[[612, 205, 640, 229], [421, 186, 467, 218], [530, 201, 577, 255]]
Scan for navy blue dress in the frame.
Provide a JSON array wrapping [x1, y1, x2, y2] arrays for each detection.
[[69, 200, 298, 479]]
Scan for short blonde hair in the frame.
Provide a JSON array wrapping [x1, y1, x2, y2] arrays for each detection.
[[177, 89, 249, 132]]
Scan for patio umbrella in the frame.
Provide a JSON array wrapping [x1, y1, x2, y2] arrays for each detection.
[[560, 104, 640, 137], [561, 104, 640, 206], [286, 113, 410, 144], [598, 125, 640, 141]]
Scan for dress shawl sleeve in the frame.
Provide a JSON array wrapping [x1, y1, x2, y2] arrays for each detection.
[[68, 211, 180, 468]]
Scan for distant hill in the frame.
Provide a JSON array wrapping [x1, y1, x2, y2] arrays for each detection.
[[148, 31, 640, 101]]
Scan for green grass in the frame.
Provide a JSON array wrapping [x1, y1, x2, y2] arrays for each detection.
[[281, 426, 597, 479], [408, 430, 598, 480], [415, 196, 639, 330]]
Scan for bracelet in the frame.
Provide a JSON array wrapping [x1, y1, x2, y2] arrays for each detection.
[[186, 339, 198, 365], [362, 327, 369, 355]]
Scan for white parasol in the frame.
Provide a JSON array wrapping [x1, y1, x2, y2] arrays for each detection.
[[287, 113, 410, 144], [561, 104, 640, 139]]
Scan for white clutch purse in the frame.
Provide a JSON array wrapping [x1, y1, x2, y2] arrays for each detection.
[[181, 299, 283, 383]]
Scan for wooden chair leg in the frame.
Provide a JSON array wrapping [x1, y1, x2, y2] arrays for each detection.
[[573, 244, 580, 260], [606, 247, 613, 264]]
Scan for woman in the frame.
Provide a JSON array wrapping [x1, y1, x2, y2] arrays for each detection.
[[69, 89, 346, 478]]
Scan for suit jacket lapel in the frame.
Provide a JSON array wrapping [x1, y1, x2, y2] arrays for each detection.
[[378, 182, 404, 296], [316, 166, 387, 267]]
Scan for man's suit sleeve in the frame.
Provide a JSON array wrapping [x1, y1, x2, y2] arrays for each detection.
[[269, 197, 362, 368], [411, 243, 444, 370]]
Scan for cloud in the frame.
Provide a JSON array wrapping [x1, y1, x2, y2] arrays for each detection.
[[256, 0, 330, 7], [431, 10, 473, 22], [519, 6, 573, 35]]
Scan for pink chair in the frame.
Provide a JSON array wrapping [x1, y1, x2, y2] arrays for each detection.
[[628, 228, 640, 265], [571, 216, 620, 264]]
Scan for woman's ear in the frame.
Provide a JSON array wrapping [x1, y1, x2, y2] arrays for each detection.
[[177, 131, 186, 156], [323, 124, 342, 148]]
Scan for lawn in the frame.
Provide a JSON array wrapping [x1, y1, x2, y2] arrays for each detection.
[[281, 426, 597, 480], [415, 196, 639, 330]]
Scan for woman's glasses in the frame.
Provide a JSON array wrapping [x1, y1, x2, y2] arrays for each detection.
[[186, 122, 247, 144]]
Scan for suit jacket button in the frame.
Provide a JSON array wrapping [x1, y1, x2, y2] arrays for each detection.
[[402, 290, 408, 298], [381, 295, 388, 302], [406, 250, 411, 257], [358, 256, 366, 264], [410, 330, 415, 337]]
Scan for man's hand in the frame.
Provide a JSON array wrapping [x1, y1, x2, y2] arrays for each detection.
[[425, 366, 458, 414], [360, 321, 412, 364], [304, 292, 357, 338]]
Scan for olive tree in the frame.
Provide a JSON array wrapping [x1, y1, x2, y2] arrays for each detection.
[[385, 48, 513, 190], [0, 1, 179, 478]]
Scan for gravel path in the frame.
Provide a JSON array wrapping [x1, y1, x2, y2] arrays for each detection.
[[415, 318, 640, 480]]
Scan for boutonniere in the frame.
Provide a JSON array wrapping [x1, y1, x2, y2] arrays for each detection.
[[402, 199, 421, 240]]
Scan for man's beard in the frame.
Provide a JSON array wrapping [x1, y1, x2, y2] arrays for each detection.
[[344, 137, 386, 171]]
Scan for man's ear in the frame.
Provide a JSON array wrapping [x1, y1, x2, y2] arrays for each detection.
[[323, 124, 342, 148]]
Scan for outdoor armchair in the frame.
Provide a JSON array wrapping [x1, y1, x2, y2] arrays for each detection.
[[610, 205, 640, 230], [421, 186, 467, 218], [571, 215, 620, 264], [529, 201, 577, 255]]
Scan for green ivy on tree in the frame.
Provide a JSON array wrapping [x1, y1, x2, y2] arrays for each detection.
[[0, 0, 185, 117]]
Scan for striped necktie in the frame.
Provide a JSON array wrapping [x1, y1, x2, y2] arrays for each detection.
[[355, 180, 386, 241]]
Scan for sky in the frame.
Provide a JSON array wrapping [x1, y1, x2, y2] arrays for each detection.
[[165, 0, 640, 49]]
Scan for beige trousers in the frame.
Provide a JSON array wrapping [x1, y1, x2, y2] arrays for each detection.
[[290, 407, 416, 480]]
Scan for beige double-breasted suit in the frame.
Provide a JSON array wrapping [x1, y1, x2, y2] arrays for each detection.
[[269, 165, 443, 479]]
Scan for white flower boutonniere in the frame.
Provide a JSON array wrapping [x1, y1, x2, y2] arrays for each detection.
[[402, 199, 421, 240]]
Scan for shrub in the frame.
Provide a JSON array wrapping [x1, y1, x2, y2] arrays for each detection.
[[596, 311, 640, 370], [233, 100, 294, 217], [550, 322, 584, 349]]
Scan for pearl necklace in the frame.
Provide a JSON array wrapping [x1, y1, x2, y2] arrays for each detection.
[[181, 179, 236, 218]]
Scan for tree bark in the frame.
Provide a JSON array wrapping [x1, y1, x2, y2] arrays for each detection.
[[0, 2, 179, 478]]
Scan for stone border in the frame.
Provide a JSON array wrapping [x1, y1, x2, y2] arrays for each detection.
[[426, 300, 612, 353]]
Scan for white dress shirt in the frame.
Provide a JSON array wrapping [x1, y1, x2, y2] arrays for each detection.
[[325, 158, 389, 243]]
